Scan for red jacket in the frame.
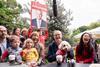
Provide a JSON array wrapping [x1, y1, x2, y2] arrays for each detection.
[[56, 49, 66, 56], [76, 45, 94, 63]]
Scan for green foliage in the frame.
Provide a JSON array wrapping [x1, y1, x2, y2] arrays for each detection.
[[71, 21, 100, 45], [0, 0, 29, 31], [47, 0, 73, 42], [72, 21, 100, 37], [72, 29, 80, 37], [96, 39, 100, 44], [48, 0, 73, 31], [88, 22, 100, 29], [78, 26, 89, 32]]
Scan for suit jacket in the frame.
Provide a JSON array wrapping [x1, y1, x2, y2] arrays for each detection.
[[32, 19, 46, 28], [0, 38, 11, 56]]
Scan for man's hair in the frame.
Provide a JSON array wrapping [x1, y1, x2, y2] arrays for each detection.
[[0, 26, 7, 31], [53, 30, 62, 36]]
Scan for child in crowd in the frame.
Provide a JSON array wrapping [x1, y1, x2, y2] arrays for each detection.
[[1, 35, 23, 64], [21, 38, 39, 66]]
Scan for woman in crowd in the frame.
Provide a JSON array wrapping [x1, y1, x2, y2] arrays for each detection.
[[20, 28, 28, 47], [21, 27, 28, 39], [76, 32, 94, 63], [30, 31, 45, 65], [12, 27, 21, 37]]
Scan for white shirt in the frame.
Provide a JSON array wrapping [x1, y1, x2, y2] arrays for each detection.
[[0, 39, 7, 54], [37, 19, 42, 28]]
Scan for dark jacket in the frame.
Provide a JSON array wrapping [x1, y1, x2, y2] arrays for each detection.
[[47, 41, 58, 62], [47, 41, 74, 62], [91, 40, 98, 63], [32, 19, 46, 28]]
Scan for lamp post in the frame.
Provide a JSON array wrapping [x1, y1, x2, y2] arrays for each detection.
[[53, 0, 57, 17]]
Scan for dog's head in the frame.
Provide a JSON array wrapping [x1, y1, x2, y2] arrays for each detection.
[[59, 41, 71, 51]]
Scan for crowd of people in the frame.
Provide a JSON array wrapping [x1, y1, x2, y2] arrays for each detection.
[[0, 25, 99, 67]]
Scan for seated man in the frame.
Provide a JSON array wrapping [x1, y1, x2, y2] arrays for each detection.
[[46, 30, 74, 63], [0, 26, 10, 61]]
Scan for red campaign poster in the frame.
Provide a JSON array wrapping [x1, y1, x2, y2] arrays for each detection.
[[31, 0, 48, 30], [30, 0, 48, 45]]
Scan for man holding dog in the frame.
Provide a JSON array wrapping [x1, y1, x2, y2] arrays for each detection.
[[47, 30, 74, 63], [47, 30, 62, 62]]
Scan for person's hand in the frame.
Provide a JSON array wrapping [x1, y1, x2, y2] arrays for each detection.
[[1, 59, 5, 62], [0, 56, 5, 62], [28, 62, 38, 67], [79, 61, 83, 63]]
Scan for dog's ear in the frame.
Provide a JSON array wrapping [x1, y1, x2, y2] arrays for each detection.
[[60, 41, 71, 50], [66, 43, 71, 51]]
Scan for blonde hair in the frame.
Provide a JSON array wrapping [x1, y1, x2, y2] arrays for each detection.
[[30, 31, 39, 38], [21, 28, 28, 34], [24, 38, 34, 48]]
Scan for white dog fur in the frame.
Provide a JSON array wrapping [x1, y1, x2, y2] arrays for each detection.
[[56, 41, 71, 63], [58, 41, 71, 51]]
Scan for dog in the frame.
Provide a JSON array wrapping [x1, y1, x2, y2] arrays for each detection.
[[56, 41, 71, 64]]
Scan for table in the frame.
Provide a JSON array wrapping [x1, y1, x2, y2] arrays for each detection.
[[0, 62, 28, 67], [0, 62, 100, 67], [40, 63, 90, 67], [40, 63, 100, 67]]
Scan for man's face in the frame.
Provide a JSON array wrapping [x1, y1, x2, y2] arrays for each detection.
[[0, 26, 7, 39], [53, 31, 62, 44], [37, 11, 42, 20]]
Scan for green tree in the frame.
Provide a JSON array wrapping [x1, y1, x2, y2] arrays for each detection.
[[45, 0, 73, 45], [72, 22, 100, 37], [71, 21, 100, 45], [0, 0, 19, 29], [47, 0, 73, 36], [88, 22, 100, 29], [0, 0, 28, 31], [71, 28, 80, 36], [78, 26, 89, 32]]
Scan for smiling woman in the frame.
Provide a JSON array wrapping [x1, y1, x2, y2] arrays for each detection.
[[75, 32, 94, 63]]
